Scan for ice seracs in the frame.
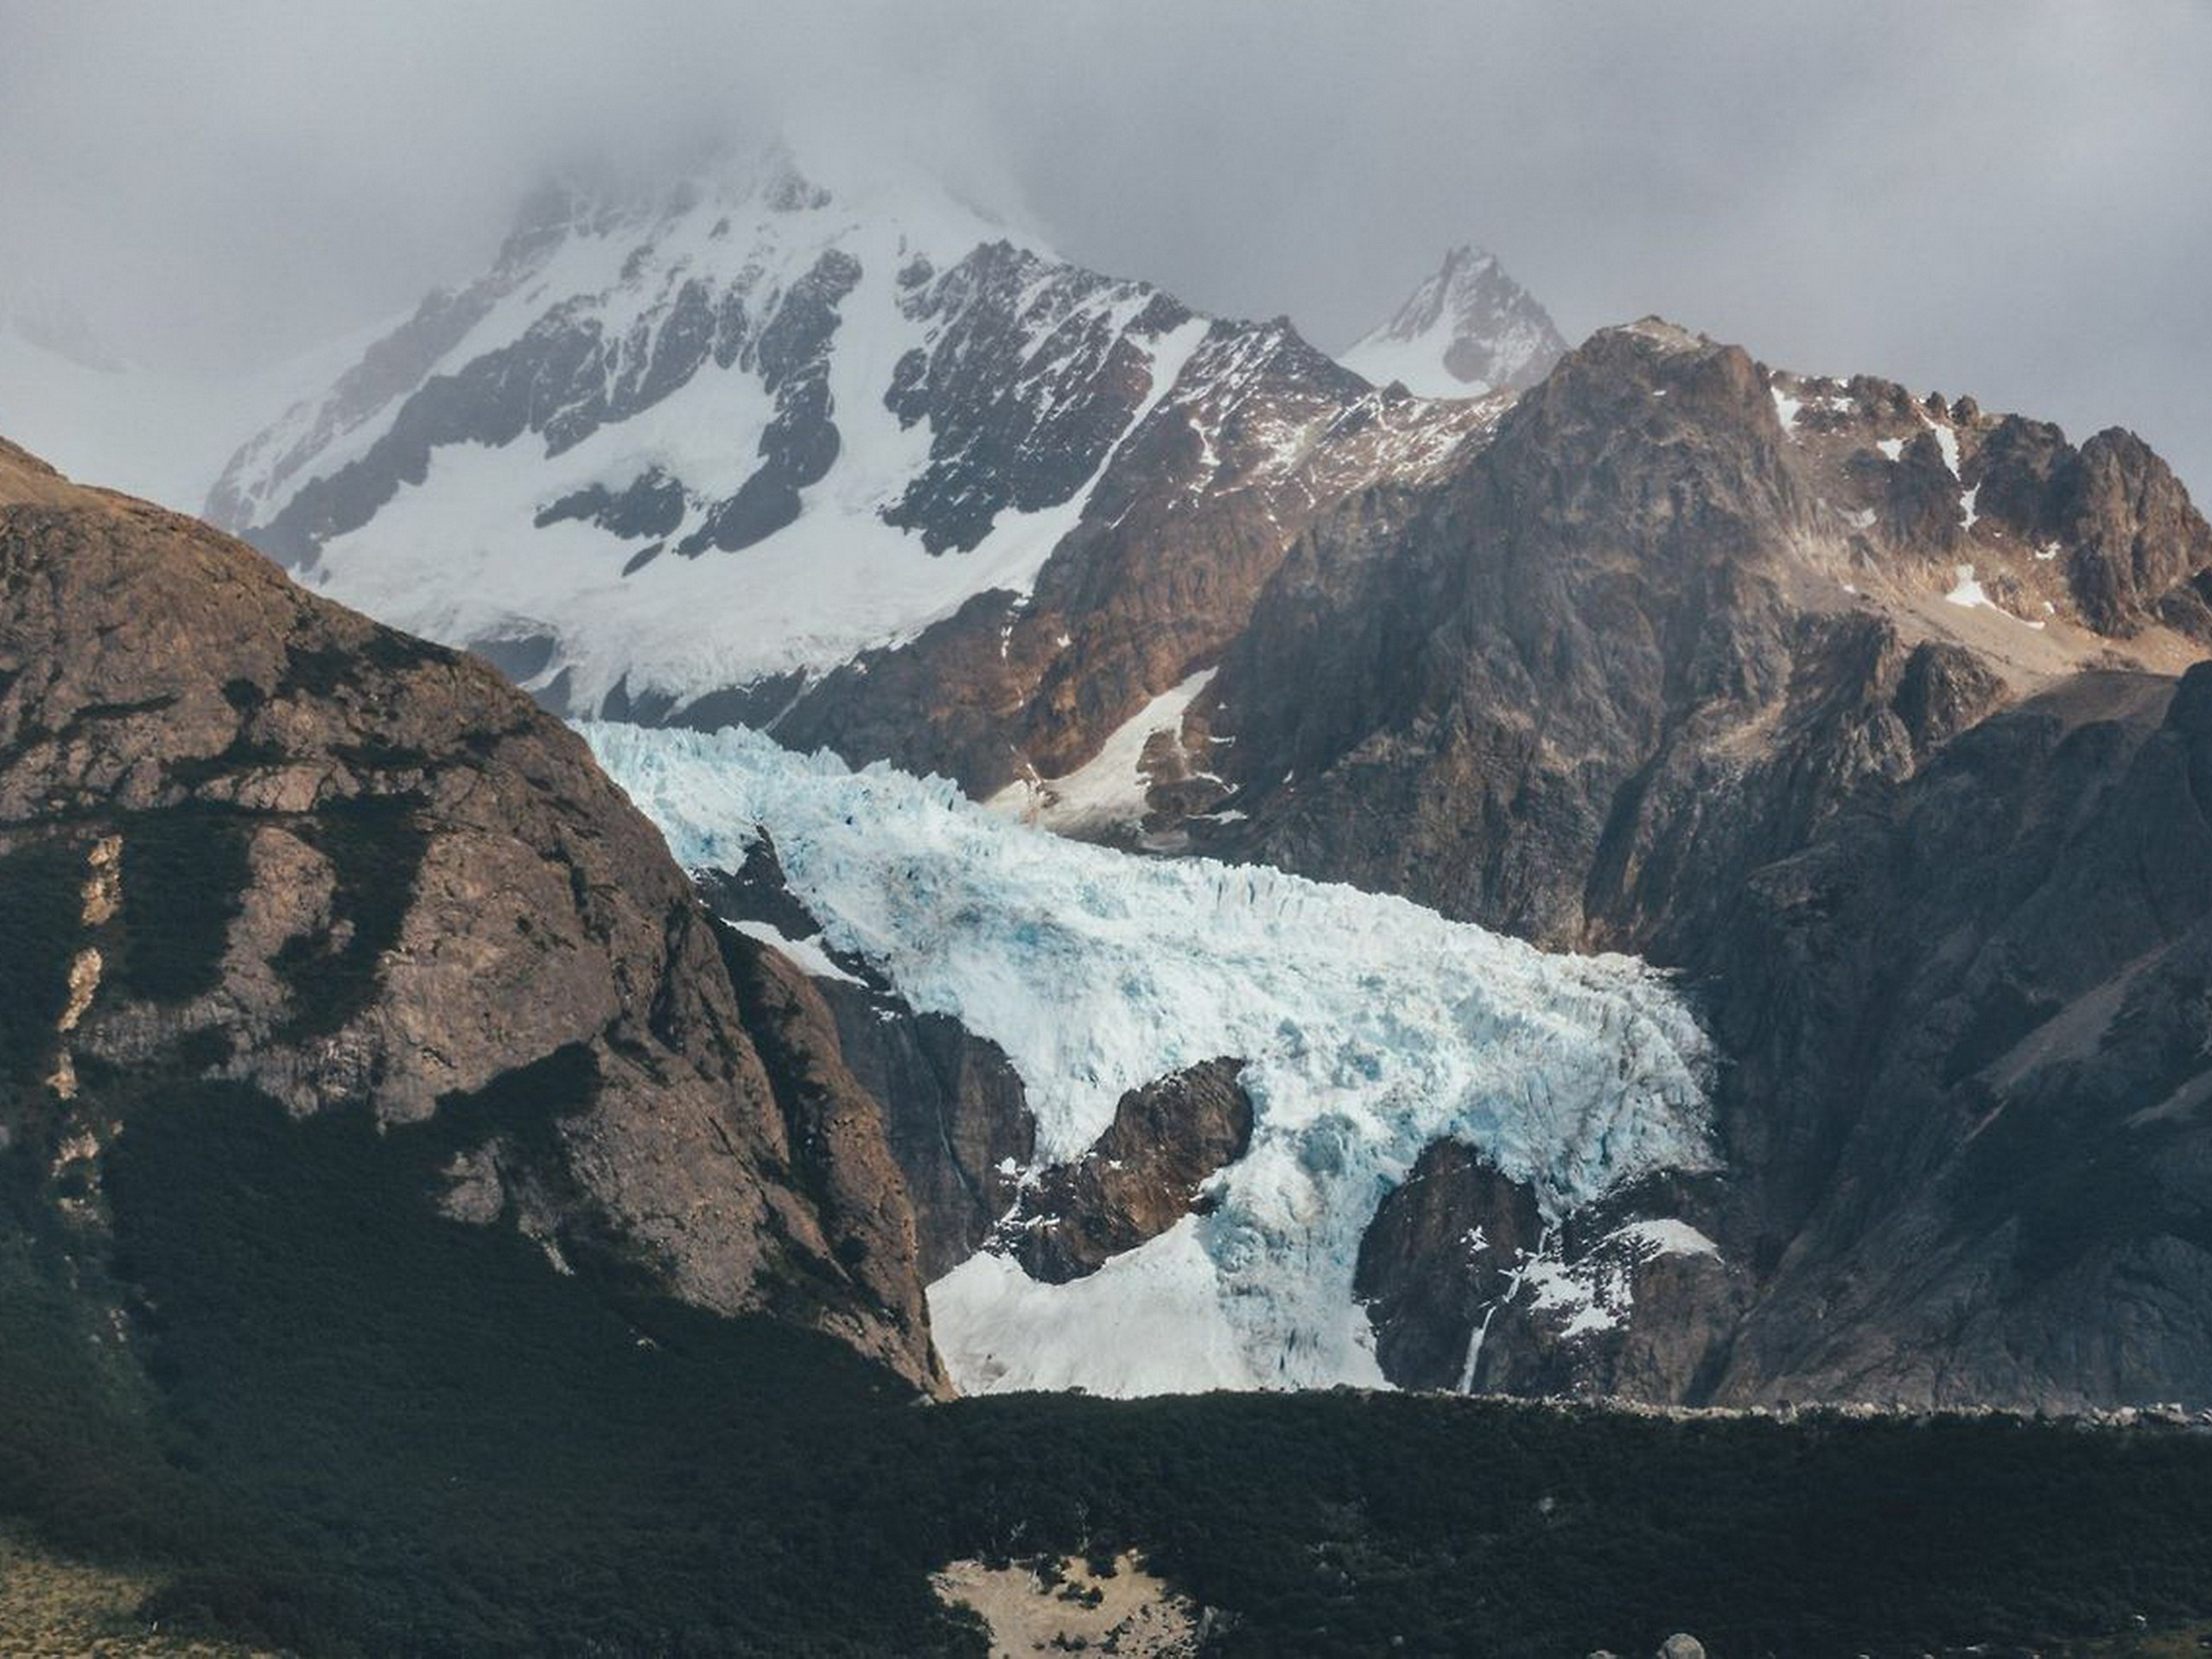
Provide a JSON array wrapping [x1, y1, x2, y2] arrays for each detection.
[[587, 721, 1714, 1396]]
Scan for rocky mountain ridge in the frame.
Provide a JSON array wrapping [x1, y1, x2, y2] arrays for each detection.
[[0, 434, 943, 1391], [1154, 321, 2212, 1408], [203, 144, 1515, 792], [778, 315, 2211, 874], [1184, 320, 2211, 932]]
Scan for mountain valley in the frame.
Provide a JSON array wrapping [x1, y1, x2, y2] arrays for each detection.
[[174, 143, 2212, 1417], [1, 97, 2210, 1656]]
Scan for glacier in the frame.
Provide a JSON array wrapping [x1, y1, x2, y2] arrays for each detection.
[[586, 722, 1715, 1395]]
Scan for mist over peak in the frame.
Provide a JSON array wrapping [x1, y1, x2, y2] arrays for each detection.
[[0, 2, 2206, 492]]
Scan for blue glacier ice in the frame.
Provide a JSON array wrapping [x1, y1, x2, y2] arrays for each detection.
[[585, 722, 1715, 1395]]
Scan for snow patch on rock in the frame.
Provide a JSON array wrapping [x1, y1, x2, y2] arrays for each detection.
[[722, 917, 864, 984], [987, 668, 1216, 840], [1514, 1219, 1722, 1348], [1945, 564, 2044, 629]]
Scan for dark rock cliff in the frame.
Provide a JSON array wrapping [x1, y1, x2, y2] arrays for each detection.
[[995, 1058, 1252, 1285], [1178, 324, 2212, 1408], [0, 436, 943, 1392]]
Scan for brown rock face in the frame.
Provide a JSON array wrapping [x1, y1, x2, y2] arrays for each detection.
[[1353, 1141, 1543, 1389], [1166, 326, 2212, 1410], [1354, 1149, 1745, 1403], [1197, 324, 2212, 944], [2062, 429, 2212, 637], [774, 334, 1498, 798], [696, 842, 1034, 1282], [1466, 1174, 1747, 1405], [0, 436, 941, 1391], [820, 988, 1033, 1282], [1203, 324, 1824, 946], [715, 932, 944, 1385], [998, 1058, 1253, 1284], [1693, 665, 2212, 1410]]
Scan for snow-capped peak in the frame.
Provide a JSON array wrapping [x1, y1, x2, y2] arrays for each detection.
[[199, 136, 1490, 746], [1342, 243, 1567, 400], [492, 135, 1042, 275], [200, 131, 1193, 713]]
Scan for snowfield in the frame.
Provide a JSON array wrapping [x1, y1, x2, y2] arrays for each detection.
[[279, 183, 1174, 711], [587, 723, 1715, 1395]]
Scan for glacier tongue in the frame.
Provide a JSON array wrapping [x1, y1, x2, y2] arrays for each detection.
[[586, 722, 1714, 1395]]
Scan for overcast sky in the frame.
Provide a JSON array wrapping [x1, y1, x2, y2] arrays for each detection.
[[3, 0, 2209, 493]]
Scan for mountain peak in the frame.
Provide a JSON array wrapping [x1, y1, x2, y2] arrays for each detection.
[[1602, 315, 1712, 354], [1342, 245, 1567, 399]]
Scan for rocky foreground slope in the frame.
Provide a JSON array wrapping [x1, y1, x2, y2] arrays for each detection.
[[0, 435, 940, 1391]]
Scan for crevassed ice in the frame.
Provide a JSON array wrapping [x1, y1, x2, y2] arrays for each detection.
[[586, 722, 1715, 1395]]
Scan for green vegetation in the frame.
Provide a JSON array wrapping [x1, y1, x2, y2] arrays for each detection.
[[74, 1078, 967, 1656], [269, 796, 428, 1038], [2, 1062, 2209, 1656], [0, 1522, 274, 1658], [111, 810, 252, 1004], [0, 837, 83, 1098], [0, 1205, 194, 1570], [2056, 1624, 2212, 1659]]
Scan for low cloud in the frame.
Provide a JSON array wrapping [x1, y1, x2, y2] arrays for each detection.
[[2, 0, 2206, 488]]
